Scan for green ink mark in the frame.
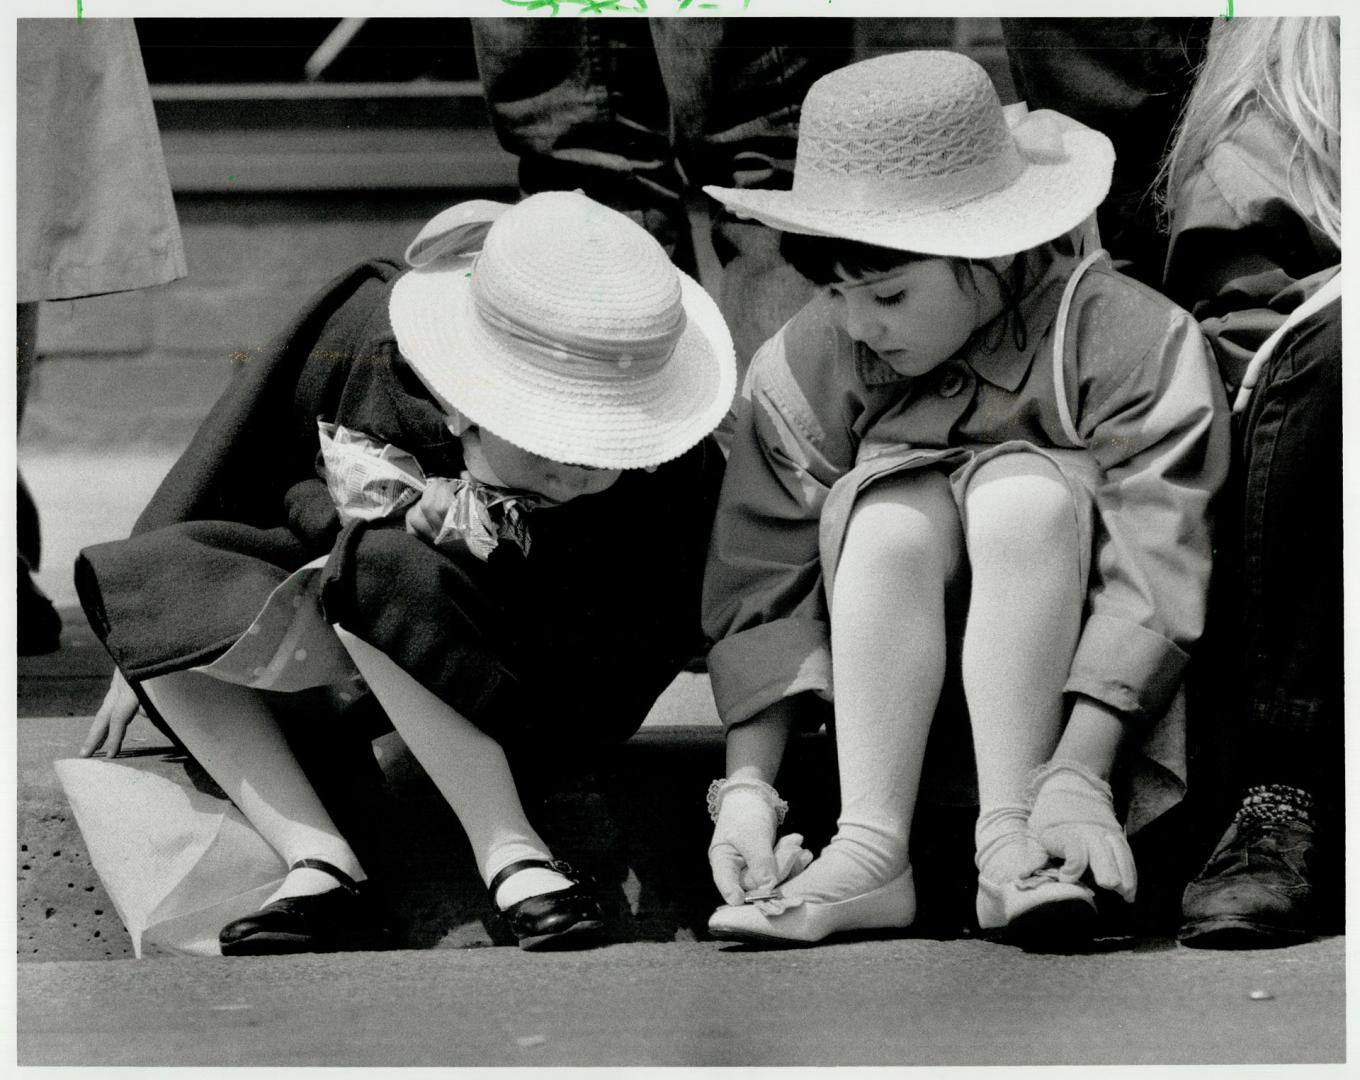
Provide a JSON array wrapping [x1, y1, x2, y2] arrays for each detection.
[[227, 175, 237, 182], [499, 0, 723, 11], [466, 272, 472, 278], [1223, 0, 1233, 17], [76, 0, 82, 17]]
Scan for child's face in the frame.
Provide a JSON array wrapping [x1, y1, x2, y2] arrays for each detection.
[[829, 257, 1006, 377], [478, 429, 623, 504]]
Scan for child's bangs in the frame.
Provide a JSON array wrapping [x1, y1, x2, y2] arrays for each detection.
[[780, 233, 934, 286]]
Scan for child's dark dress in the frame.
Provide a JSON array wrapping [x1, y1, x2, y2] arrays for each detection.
[[76, 260, 725, 748]]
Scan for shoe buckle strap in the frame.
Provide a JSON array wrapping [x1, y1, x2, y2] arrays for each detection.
[[290, 858, 362, 896], [487, 857, 584, 899]]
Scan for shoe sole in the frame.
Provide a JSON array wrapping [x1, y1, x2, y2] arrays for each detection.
[[1178, 916, 1315, 950], [517, 918, 607, 951], [708, 924, 912, 948], [220, 932, 387, 956], [991, 897, 1099, 951]]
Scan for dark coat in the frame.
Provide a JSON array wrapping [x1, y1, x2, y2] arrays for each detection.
[[76, 259, 725, 747]]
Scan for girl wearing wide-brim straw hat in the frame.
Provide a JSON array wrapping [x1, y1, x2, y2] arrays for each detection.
[[699, 50, 1231, 947], [76, 191, 735, 954]]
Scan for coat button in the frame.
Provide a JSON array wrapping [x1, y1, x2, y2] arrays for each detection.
[[938, 367, 966, 398]]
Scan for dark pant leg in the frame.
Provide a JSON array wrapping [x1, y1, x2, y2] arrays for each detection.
[[1233, 302, 1341, 794], [470, 17, 694, 272], [650, 18, 853, 373], [1000, 17, 1209, 287], [17, 301, 40, 567]]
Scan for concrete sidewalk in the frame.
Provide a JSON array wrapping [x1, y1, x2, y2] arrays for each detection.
[[19, 937, 1346, 1066]]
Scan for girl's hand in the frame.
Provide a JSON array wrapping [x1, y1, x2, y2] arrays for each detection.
[[404, 482, 456, 545], [1027, 759, 1137, 902], [708, 785, 783, 905], [80, 670, 144, 758]]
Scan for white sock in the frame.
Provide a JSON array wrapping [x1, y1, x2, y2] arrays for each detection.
[[974, 804, 1047, 886], [490, 864, 575, 910], [265, 860, 367, 905], [781, 824, 908, 904]]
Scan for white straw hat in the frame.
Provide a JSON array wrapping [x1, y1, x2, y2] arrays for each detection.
[[389, 191, 736, 470], [705, 51, 1114, 259]]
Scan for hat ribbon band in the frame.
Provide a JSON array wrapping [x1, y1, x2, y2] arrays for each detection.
[[471, 274, 686, 378], [792, 141, 1027, 213]]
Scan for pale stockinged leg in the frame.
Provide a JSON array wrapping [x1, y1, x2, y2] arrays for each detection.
[[333, 626, 571, 908], [141, 671, 366, 905], [960, 452, 1099, 933], [783, 469, 963, 904]]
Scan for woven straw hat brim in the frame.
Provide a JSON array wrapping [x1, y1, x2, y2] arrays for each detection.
[[705, 128, 1114, 259], [389, 259, 736, 470]]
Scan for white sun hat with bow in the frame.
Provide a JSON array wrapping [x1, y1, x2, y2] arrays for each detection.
[[705, 50, 1114, 259], [389, 190, 736, 470]]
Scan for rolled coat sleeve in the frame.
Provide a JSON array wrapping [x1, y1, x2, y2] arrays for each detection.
[[702, 314, 855, 728], [1066, 296, 1230, 720]]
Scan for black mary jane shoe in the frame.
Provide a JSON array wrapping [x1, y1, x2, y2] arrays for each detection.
[[219, 859, 389, 957], [489, 858, 607, 951]]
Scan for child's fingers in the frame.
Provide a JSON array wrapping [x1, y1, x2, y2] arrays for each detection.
[[1054, 842, 1089, 884], [1105, 835, 1139, 902], [1084, 840, 1124, 895], [708, 844, 746, 906], [81, 674, 140, 757], [737, 847, 780, 894], [78, 715, 109, 758], [102, 713, 132, 758]]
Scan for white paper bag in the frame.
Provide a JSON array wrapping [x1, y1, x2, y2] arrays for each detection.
[[55, 758, 287, 957]]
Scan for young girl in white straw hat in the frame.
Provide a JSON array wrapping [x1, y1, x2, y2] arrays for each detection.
[[699, 50, 1231, 946], [77, 190, 735, 953]]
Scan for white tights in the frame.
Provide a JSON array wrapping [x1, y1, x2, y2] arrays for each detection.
[[782, 455, 1084, 903], [143, 634, 571, 910]]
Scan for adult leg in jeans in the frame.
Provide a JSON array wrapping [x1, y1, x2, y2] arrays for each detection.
[[1001, 18, 1209, 288], [472, 17, 852, 381], [1181, 302, 1341, 947], [471, 18, 695, 272], [652, 18, 852, 372]]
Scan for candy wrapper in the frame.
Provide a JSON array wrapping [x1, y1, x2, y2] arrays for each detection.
[[318, 420, 426, 524], [318, 421, 536, 561], [425, 476, 534, 561]]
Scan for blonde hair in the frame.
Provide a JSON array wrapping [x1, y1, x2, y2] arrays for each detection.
[[1161, 16, 1340, 248]]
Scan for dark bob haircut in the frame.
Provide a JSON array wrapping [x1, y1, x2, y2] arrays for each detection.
[[780, 231, 975, 287], [780, 231, 1040, 353]]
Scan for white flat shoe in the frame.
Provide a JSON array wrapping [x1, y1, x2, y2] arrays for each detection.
[[707, 869, 916, 946], [976, 870, 1097, 945]]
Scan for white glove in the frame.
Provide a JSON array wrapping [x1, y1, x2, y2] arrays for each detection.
[[707, 780, 811, 906], [1028, 759, 1137, 902]]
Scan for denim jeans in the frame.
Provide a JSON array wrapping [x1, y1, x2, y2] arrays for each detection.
[[470, 17, 853, 374], [1229, 303, 1342, 792], [1000, 18, 1209, 288]]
